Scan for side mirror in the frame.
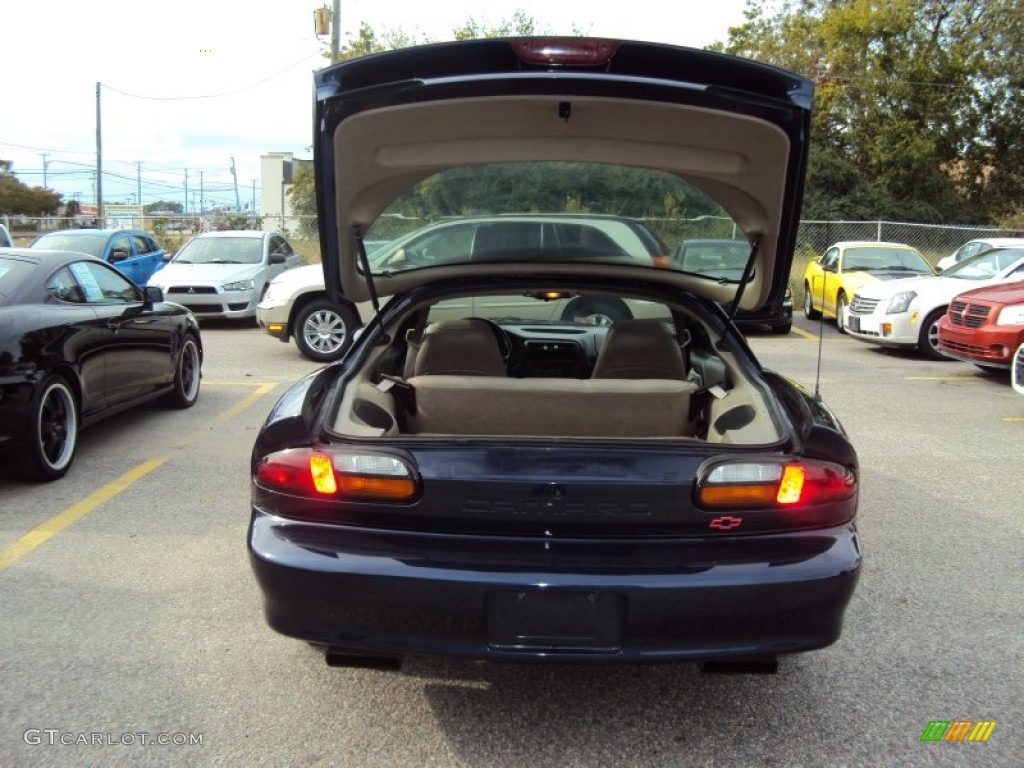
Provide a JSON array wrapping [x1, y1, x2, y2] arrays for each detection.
[[269, 252, 287, 265], [162, 252, 174, 262], [109, 250, 129, 263], [144, 285, 164, 306]]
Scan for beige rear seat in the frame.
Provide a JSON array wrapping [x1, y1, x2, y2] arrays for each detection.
[[405, 376, 698, 437]]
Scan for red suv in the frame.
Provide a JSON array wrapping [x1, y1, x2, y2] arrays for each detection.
[[937, 281, 1024, 371]]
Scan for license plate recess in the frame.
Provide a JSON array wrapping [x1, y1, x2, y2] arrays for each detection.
[[487, 590, 624, 652]]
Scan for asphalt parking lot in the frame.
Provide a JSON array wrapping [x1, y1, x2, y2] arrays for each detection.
[[1, 318, 1021, 767]]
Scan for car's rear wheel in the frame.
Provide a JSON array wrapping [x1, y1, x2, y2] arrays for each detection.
[[161, 334, 202, 408], [295, 299, 360, 362], [917, 308, 949, 360], [803, 284, 821, 320], [18, 375, 78, 481]]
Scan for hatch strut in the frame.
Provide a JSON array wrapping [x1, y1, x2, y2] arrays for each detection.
[[720, 236, 761, 345], [353, 225, 383, 320]]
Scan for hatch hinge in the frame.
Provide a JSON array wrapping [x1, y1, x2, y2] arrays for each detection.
[[720, 236, 761, 345], [354, 224, 383, 321]]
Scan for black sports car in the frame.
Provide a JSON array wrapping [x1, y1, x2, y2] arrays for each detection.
[[248, 38, 860, 669], [0, 249, 202, 480]]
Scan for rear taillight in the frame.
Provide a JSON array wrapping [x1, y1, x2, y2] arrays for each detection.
[[256, 448, 417, 502], [511, 38, 619, 67], [697, 460, 855, 510]]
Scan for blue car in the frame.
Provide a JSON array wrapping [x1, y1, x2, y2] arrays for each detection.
[[30, 229, 166, 286]]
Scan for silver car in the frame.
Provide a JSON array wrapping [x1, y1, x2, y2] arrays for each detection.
[[148, 230, 301, 319]]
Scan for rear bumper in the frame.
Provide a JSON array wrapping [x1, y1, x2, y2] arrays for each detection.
[[249, 510, 861, 662]]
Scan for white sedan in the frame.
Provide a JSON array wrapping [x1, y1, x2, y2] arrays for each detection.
[[844, 245, 1024, 359]]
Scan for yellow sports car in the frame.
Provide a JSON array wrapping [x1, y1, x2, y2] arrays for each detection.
[[802, 241, 934, 332]]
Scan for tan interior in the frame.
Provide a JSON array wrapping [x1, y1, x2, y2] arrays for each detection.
[[333, 317, 782, 445], [406, 376, 698, 437]]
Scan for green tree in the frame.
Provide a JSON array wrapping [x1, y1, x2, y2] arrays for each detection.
[[718, 0, 1024, 224], [144, 200, 183, 214], [286, 163, 318, 238], [0, 160, 63, 216], [452, 10, 537, 40]]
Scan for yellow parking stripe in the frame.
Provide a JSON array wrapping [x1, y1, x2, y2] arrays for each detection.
[[171, 382, 278, 450], [788, 326, 818, 341], [0, 458, 168, 570], [0, 381, 279, 571], [904, 376, 977, 381]]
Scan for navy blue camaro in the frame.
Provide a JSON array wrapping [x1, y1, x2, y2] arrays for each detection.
[[248, 38, 860, 669]]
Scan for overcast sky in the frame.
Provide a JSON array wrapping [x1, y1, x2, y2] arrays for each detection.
[[1, 0, 748, 211]]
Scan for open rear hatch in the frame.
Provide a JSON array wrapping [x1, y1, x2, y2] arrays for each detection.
[[314, 37, 813, 318]]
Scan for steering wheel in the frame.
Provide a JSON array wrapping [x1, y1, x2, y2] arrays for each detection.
[[471, 317, 516, 370]]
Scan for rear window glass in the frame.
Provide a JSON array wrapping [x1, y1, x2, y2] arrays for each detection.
[[364, 161, 736, 277]]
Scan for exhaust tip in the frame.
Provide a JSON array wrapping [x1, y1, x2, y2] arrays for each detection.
[[701, 656, 778, 674], [324, 648, 402, 670]]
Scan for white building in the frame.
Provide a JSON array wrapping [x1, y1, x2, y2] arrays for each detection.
[[260, 152, 312, 234]]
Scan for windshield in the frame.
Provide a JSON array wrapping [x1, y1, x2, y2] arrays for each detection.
[[363, 162, 737, 278], [31, 233, 105, 258], [943, 247, 1024, 280], [174, 237, 263, 265], [673, 239, 751, 279], [843, 246, 932, 274]]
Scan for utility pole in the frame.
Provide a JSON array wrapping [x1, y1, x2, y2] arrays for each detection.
[[230, 157, 241, 212], [331, 0, 340, 64], [184, 169, 189, 215], [199, 171, 204, 215], [96, 82, 103, 225], [40, 153, 49, 187], [251, 180, 256, 214]]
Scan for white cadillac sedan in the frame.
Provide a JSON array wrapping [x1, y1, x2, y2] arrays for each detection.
[[844, 245, 1024, 359]]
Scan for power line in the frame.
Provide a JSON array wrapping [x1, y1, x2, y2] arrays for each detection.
[[102, 51, 324, 102]]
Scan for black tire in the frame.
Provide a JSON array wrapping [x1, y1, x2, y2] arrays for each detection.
[[803, 284, 821, 320], [973, 363, 1008, 377], [294, 299, 360, 363], [560, 297, 632, 326], [836, 293, 849, 334], [917, 308, 949, 361], [161, 334, 202, 408], [18, 375, 79, 481]]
